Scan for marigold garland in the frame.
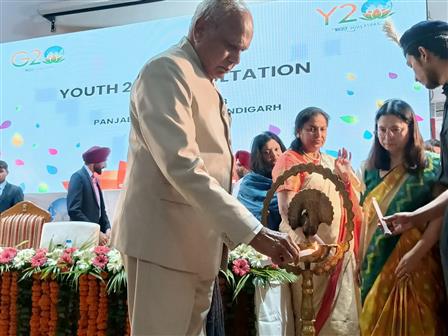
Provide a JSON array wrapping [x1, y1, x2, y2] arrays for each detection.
[[49, 280, 59, 335], [96, 273, 108, 336], [0, 272, 131, 336], [39, 280, 50, 335], [86, 275, 99, 336], [77, 275, 89, 336], [0, 246, 127, 334], [29, 275, 41, 336], [0, 272, 11, 336], [8, 272, 18, 336]]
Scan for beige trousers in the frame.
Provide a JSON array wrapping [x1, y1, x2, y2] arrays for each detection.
[[124, 255, 215, 336]]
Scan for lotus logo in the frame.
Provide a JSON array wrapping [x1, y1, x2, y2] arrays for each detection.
[[361, 0, 393, 20], [316, 0, 394, 26], [11, 45, 65, 68], [43, 46, 64, 64]]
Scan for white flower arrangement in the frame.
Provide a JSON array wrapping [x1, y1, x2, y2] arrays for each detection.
[[106, 249, 123, 273], [0, 245, 126, 294], [229, 244, 272, 268], [222, 243, 297, 300], [13, 249, 35, 268]]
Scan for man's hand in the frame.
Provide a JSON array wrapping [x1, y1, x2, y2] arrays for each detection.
[[249, 227, 300, 265], [383, 212, 417, 235], [99, 229, 111, 246]]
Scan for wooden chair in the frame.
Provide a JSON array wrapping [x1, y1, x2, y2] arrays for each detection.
[[0, 201, 51, 249]]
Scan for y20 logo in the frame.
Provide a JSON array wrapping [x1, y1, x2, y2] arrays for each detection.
[[11, 46, 64, 67], [317, 0, 393, 25]]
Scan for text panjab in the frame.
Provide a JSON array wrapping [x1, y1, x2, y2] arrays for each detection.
[[93, 117, 130, 126]]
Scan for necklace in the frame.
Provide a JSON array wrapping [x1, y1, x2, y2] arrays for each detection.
[[302, 151, 321, 163]]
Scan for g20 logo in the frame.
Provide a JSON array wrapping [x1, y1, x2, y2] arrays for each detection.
[[317, 0, 393, 25], [11, 46, 64, 68]]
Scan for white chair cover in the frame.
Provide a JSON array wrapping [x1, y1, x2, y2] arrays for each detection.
[[39, 221, 100, 248]]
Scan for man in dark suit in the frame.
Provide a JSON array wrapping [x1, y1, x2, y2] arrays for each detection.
[[0, 160, 24, 213], [67, 146, 111, 245]]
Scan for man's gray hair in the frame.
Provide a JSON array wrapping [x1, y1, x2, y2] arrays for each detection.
[[188, 0, 250, 36]]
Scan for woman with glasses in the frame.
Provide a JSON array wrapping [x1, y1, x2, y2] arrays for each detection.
[[359, 99, 446, 335], [272, 107, 362, 335]]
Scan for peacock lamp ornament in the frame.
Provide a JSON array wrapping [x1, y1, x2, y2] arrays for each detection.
[[261, 163, 355, 336]]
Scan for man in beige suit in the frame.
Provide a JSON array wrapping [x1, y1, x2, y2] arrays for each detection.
[[111, 0, 300, 334]]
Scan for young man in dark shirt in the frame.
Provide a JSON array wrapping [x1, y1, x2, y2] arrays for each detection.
[[385, 20, 448, 292], [0, 160, 24, 213]]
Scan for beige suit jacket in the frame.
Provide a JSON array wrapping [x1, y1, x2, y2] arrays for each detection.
[[111, 38, 262, 279]]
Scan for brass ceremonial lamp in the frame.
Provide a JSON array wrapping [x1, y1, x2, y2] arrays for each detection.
[[261, 163, 355, 336]]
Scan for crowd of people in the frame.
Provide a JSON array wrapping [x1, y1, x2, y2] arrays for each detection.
[[231, 96, 446, 334], [228, 14, 448, 335]]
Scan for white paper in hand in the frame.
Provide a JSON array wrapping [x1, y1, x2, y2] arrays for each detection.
[[372, 197, 392, 236]]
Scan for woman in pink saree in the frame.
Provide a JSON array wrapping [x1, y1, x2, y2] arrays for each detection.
[[272, 107, 362, 335]]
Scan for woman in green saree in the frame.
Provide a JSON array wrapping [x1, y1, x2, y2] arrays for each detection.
[[359, 99, 446, 335]]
